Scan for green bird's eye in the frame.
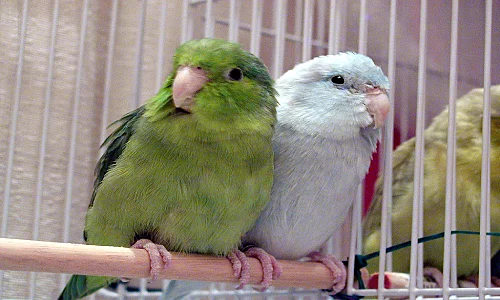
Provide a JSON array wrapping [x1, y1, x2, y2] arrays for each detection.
[[226, 68, 243, 81], [330, 75, 344, 85]]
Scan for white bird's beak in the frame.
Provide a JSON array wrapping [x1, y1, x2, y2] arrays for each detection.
[[365, 87, 390, 128], [172, 66, 208, 113]]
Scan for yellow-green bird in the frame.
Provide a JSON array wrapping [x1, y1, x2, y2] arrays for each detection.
[[363, 85, 500, 281], [58, 38, 278, 299]]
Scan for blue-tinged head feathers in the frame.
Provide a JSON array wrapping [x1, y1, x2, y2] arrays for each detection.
[[278, 52, 389, 91], [275, 52, 390, 146]]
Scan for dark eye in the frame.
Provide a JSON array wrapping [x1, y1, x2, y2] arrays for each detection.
[[227, 68, 243, 81], [330, 75, 344, 85]]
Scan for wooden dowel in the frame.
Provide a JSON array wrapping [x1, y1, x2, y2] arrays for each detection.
[[0, 238, 335, 289]]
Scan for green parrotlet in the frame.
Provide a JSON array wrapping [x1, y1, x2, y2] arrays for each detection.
[[58, 38, 278, 300]]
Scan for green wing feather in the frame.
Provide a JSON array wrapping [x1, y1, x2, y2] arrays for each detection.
[[89, 106, 146, 210], [59, 78, 175, 300], [86, 75, 173, 225], [62, 108, 145, 300]]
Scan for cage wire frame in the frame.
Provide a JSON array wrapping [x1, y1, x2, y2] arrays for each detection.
[[0, 0, 499, 299]]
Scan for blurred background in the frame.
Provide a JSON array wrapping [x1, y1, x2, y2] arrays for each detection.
[[0, 0, 499, 299]]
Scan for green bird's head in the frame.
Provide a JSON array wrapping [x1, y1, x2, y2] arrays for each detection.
[[146, 38, 277, 135]]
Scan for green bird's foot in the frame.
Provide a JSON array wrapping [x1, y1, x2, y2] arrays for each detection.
[[493, 276, 500, 287], [227, 249, 251, 289], [307, 251, 346, 294], [131, 239, 172, 281], [244, 247, 282, 291], [459, 273, 500, 288]]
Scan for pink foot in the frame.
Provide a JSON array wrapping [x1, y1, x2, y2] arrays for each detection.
[[308, 251, 346, 294], [423, 267, 443, 288], [131, 239, 172, 281], [461, 274, 500, 288], [492, 276, 500, 287], [245, 247, 282, 291], [227, 249, 251, 289]]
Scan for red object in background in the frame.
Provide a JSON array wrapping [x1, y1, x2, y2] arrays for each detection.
[[363, 128, 402, 216]]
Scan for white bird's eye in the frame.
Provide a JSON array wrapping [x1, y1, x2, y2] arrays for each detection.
[[226, 68, 243, 81], [330, 75, 344, 85]]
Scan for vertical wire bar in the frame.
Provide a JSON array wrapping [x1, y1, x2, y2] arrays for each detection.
[[1, 0, 29, 296], [162, 280, 170, 296], [442, 1, 459, 297], [250, 0, 263, 56], [335, 0, 344, 51], [100, 0, 119, 147], [181, 0, 190, 43], [484, 2, 493, 290], [357, 0, 367, 54], [355, 0, 368, 261], [117, 282, 126, 298], [417, 0, 428, 291], [409, 0, 427, 298], [272, 0, 287, 78], [293, 0, 303, 63], [356, 0, 368, 270], [356, 186, 364, 253], [376, 1, 397, 299], [228, 0, 240, 42], [399, 90, 410, 143], [385, 1, 397, 274], [327, 0, 343, 54], [347, 197, 362, 294], [138, 278, 147, 300], [316, 0, 327, 53], [29, 0, 60, 298], [132, 0, 147, 109], [204, 0, 214, 38], [138, 2, 169, 294], [302, 0, 313, 61], [155, 0, 168, 91], [1, 0, 29, 239], [327, 0, 338, 53], [135, 1, 148, 294], [60, 0, 90, 291], [479, 1, 493, 297]]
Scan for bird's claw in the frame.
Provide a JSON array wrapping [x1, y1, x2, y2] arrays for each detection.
[[459, 273, 500, 288], [227, 249, 251, 289], [245, 247, 282, 291], [308, 251, 346, 294], [492, 276, 500, 287], [131, 238, 172, 281], [423, 267, 443, 288]]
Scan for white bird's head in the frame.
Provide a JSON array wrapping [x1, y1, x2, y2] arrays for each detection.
[[276, 52, 390, 145]]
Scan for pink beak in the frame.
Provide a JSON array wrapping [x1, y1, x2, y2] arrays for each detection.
[[172, 66, 208, 112], [364, 87, 390, 128]]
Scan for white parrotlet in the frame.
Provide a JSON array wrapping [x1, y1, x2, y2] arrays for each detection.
[[242, 52, 390, 293]]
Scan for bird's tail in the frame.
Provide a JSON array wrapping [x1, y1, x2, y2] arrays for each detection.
[[58, 274, 117, 300]]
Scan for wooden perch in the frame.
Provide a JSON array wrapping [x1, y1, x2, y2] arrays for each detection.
[[0, 238, 335, 289]]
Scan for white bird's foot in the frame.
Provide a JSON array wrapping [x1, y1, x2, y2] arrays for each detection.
[[131, 238, 172, 281], [307, 251, 346, 294], [244, 247, 282, 291], [423, 267, 443, 288], [227, 249, 251, 289]]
